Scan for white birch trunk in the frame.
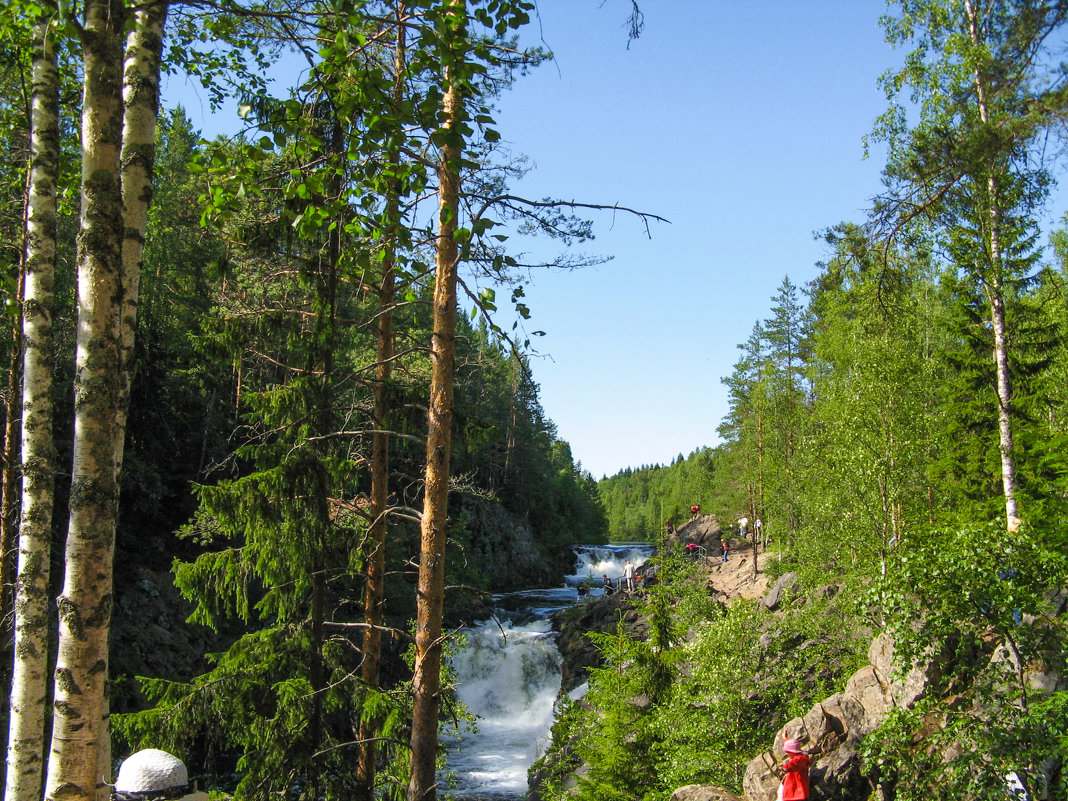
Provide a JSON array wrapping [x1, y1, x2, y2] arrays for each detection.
[[966, 0, 1021, 531], [6, 13, 60, 801], [91, 8, 168, 792], [45, 1, 126, 798]]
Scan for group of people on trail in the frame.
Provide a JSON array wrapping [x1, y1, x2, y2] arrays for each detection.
[[674, 503, 773, 570], [576, 560, 657, 602]]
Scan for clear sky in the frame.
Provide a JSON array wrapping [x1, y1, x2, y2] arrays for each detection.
[[162, 1, 1067, 480], [488, 1, 897, 478]]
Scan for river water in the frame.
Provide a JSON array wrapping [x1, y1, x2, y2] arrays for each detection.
[[442, 543, 653, 800]]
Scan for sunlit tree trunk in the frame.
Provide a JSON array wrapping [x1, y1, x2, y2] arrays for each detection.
[[45, 1, 126, 798], [6, 11, 59, 801], [408, 4, 464, 797], [355, 7, 406, 800], [965, 0, 1020, 532], [90, 6, 168, 790]]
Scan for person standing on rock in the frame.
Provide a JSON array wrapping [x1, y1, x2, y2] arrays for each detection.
[[721, 538, 730, 563], [777, 738, 810, 801], [690, 504, 700, 521], [623, 560, 636, 593]]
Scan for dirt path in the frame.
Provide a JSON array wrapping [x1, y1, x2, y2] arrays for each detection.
[[699, 542, 772, 602]]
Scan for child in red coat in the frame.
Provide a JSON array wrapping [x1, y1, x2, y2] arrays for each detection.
[[778, 738, 810, 801]]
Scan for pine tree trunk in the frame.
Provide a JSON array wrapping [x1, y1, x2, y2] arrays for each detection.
[[408, 4, 464, 795], [6, 13, 59, 801], [45, 2, 127, 798], [355, 9, 405, 798]]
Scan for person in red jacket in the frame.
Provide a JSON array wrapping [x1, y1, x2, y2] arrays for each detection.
[[778, 738, 810, 801]]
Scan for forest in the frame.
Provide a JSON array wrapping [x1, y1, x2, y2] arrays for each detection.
[[0, 2, 610, 801], [557, 2, 1068, 800], [0, 1, 1067, 801]]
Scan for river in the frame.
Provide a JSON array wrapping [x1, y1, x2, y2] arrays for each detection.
[[442, 543, 654, 800]]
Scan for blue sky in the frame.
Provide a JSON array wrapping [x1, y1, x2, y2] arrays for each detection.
[[489, 1, 896, 478], [163, 1, 1068, 480]]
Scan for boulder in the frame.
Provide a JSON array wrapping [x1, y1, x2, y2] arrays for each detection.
[[672, 514, 723, 553], [668, 785, 744, 801], [761, 572, 799, 611], [743, 633, 932, 801]]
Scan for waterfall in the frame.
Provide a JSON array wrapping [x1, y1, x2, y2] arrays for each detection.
[[443, 619, 563, 797], [443, 543, 654, 798], [566, 543, 653, 588]]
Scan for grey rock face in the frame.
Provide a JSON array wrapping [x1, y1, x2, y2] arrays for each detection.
[[741, 633, 930, 801]]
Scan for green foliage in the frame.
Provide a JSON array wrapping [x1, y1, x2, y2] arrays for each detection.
[[598, 448, 718, 541], [863, 520, 1068, 800], [115, 624, 412, 801], [540, 561, 866, 801]]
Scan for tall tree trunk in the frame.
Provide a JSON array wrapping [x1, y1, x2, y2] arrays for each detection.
[[965, 0, 1020, 532], [986, 275, 1019, 527], [6, 11, 59, 801], [91, 6, 169, 790], [45, 1, 127, 798], [118, 0, 167, 452], [408, 4, 464, 797], [0, 271, 23, 655], [355, 8, 406, 799]]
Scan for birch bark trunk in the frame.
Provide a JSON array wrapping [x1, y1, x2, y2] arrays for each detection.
[[91, 6, 168, 791], [45, 1, 126, 798], [965, 0, 1021, 532], [6, 11, 60, 801]]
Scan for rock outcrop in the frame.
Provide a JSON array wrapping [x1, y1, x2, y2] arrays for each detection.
[[672, 514, 723, 553], [459, 497, 572, 592], [669, 785, 744, 801], [552, 589, 642, 694], [761, 571, 799, 611], [740, 633, 931, 801]]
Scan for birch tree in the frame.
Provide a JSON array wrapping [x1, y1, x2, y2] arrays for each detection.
[[7, 5, 60, 800], [44, 0, 125, 791], [45, 0, 167, 796], [875, 0, 1068, 531]]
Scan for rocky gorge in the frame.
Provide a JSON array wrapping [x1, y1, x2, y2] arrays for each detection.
[[531, 515, 1067, 801]]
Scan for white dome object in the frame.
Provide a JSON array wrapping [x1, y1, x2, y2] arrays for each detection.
[[114, 749, 189, 795]]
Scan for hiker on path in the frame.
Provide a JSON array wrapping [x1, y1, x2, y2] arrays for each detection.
[[721, 538, 730, 563]]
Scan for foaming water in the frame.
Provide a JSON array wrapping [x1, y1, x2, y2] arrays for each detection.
[[566, 543, 654, 587], [443, 619, 562, 796], [443, 543, 653, 799]]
